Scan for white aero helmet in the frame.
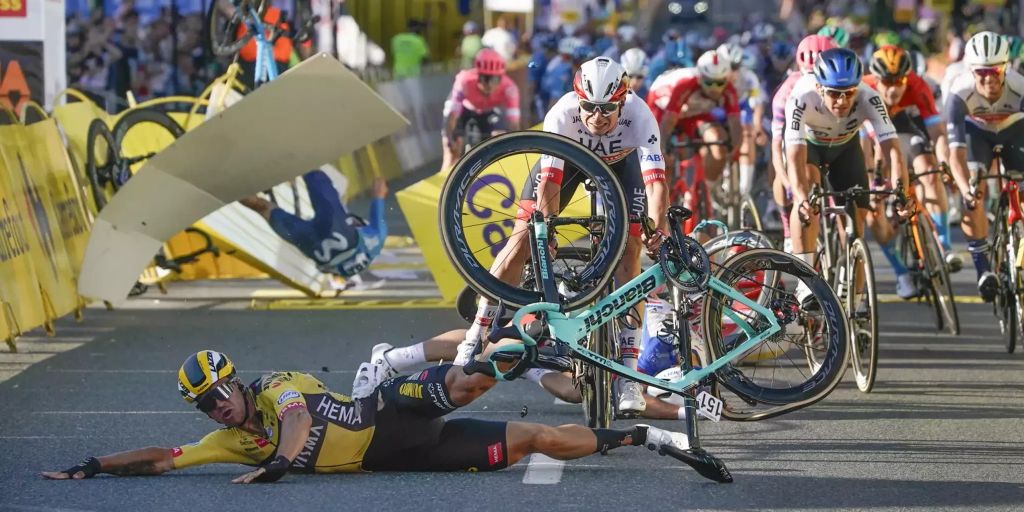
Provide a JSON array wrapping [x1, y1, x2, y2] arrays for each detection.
[[574, 57, 629, 103], [620, 47, 649, 77], [696, 50, 730, 80], [964, 31, 1009, 67], [717, 42, 744, 68]]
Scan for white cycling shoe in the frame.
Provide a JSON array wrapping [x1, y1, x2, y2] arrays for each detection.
[[350, 343, 398, 399], [896, 273, 919, 299], [618, 380, 647, 414], [636, 424, 690, 451]]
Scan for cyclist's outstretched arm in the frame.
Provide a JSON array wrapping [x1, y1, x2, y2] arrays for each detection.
[[944, 94, 973, 198], [41, 446, 175, 479]]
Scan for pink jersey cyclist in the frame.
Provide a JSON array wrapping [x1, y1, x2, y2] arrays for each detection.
[[443, 68, 521, 128]]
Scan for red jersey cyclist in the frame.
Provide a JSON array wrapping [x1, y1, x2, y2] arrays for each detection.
[[647, 50, 742, 188], [441, 48, 521, 169]]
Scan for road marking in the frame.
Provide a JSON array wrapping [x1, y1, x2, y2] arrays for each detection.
[[877, 293, 986, 304], [46, 368, 355, 374], [250, 298, 454, 310], [33, 411, 199, 415], [522, 454, 565, 484]]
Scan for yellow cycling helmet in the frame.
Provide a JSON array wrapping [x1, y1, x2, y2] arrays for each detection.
[[177, 350, 236, 403], [869, 45, 911, 80]]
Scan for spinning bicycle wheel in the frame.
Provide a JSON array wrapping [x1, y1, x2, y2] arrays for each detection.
[[703, 248, 848, 417], [206, 0, 269, 57], [439, 131, 629, 310]]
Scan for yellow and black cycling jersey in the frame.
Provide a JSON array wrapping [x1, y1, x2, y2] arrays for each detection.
[[171, 372, 376, 473]]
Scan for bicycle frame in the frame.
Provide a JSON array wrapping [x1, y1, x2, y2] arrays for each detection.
[[486, 216, 782, 395]]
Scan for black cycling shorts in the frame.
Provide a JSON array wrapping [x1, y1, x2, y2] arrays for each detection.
[[892, 111, 934, 161], [517, 152, 647, 236], [965, 117, 1024, 174], [805, 136, 869, 208], [453, 109, 507, 138], [361, 364, 511, 472]]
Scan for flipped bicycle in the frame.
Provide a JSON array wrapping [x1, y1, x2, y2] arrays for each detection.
[[439, 132, 849, 481]]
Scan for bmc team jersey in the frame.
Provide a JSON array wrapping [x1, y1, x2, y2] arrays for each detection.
[[862, 73, 941, 127], [646, 68, 740, 125], [945, 68, 1024, 148], [539, 91, 666, 184], [771, 71, 805, 139], [172, 372, 375, 473], [783, 74, 897, 147], [443, 69, 521, 125]]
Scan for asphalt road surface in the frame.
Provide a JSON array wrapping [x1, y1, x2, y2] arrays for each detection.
[[1, 267, 1023, 512]]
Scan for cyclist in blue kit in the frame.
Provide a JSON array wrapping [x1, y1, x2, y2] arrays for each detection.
[[239, 170, 388, 279]]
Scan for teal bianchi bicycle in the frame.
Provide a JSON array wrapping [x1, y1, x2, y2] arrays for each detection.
[[438, 132, 850, 481]]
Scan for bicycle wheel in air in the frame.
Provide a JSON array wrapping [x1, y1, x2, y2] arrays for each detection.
[[918, 219, 960, 336], [206, 0, 263, 57], [703, 248, 848, 412], [841, 238, 878, 393], [439, 131, 629, 310], [85, 118, 118, 211]]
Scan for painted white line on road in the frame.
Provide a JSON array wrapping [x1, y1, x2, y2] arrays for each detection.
[[33, 411, 198, 415], [1, 505, 95, 512], [46, 369, 356, 374], [522, 454, 565, 485]]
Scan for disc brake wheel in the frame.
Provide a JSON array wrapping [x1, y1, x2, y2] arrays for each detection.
[[841, 239, 878, 393], [703, 248, 847, 418], [85, 118, 118, 211], [439, 131, 628, 310], [919, 220, 960, 336]]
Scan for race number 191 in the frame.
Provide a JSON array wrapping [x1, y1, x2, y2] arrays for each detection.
[[695, 391, 722, 422]]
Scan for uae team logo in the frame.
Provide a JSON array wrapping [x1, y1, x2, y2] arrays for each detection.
[[18, 153, 58, 276]]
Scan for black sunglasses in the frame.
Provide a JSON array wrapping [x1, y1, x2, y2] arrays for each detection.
[[478, 74, 501, 85], [579, 100, 620, 116], [701, 78, 727, 88], [196, 382, 235, 413]]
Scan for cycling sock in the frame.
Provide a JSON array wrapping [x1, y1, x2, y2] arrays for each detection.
[[464, 301, 498, 344], [618, 326, 640, 370], [738, 163, 755, 196], [384, 342, 426, 371], [930, 212, 951, 250], [879, 239, 908, 276], [676, 406, 688, 420], [593, 427, 638, 453], [523, 368, 552, 386], [967, 239, 991, 278]]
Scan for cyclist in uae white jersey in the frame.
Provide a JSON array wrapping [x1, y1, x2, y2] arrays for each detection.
[[457, 57, 669, 415], [784, 48, 907, 303], [944, 31, 1024, 302]]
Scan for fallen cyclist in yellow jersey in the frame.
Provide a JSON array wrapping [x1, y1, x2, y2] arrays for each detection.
[[41, 350, 731, 483]]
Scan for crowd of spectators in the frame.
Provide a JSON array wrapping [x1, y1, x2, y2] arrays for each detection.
[[66, 5, 217, 109]]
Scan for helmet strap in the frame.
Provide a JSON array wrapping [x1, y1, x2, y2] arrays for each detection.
[[232, 379, 255, 429]]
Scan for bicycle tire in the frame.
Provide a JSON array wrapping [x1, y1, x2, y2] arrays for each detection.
[[738, 195, 763, 231], [439, 131, 629, 310], [918, 218, 960, 335], [206, 0, 257, 57], [579, 322, 615, 428], [1012, 223, 1024, 353], [703, 248, 848, 409], [85, 118, 117, 211], [992, 214, 1017, 353], [111, 109, 185, 189], [845, 238, 879, 393]]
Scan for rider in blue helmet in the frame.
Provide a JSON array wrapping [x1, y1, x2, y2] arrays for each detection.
[[645, 39, 692, 90], [813, 47, 862, 88]]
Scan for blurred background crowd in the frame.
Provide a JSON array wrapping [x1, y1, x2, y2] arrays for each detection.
[[63, 0, 1022, 116]]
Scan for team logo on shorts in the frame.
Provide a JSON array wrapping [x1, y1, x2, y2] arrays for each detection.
[[487, 442, 504, 466]]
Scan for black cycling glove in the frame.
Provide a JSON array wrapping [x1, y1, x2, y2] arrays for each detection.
[[252, 455, 291, 483], [62, 457, 102, 479]]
